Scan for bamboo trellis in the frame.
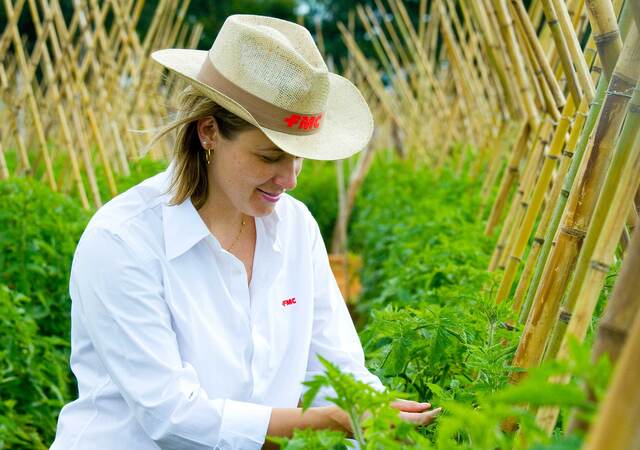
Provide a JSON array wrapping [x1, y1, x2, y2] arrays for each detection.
[[3, 0, 640, 443], [0, 0, 202, 209], [332, 0, 640, 443]]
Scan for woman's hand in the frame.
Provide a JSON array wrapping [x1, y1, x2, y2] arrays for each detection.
[[264, 399, 441, 448], [390, 399, 442, 426]]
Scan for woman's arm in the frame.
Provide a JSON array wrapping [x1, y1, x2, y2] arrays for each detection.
[[263, 405, 349, 449], [262, 401, 441, 449], [72, 228, 272, 449]]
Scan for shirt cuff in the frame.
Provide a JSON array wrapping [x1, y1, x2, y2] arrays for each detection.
[[218, 399, 272, 449]]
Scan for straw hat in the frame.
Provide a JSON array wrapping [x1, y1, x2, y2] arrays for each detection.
[[151, 14, 373, 161]]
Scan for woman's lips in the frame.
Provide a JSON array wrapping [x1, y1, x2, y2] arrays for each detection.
[[257, 188, 282, 202]]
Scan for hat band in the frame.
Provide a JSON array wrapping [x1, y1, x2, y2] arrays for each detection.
[[197, 56, 325, 135]]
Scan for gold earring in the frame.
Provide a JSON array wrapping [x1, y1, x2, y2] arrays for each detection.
[[205, 147, 211, 165]]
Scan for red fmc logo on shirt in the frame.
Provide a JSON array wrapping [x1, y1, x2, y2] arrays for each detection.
[[281, 297, 297, 307], [284, 113, 323, 130]]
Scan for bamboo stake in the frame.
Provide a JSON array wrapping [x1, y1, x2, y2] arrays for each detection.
[[511, 17, 639, 385], [511, 38, 597, 315], [515, 12, 560, 120], [425, 0, 440, 60], [337, 23, 404, 131], [494, 95, 576, 303], [485, 122, 531, 235], [540, 0, 583, 104], [383, 0, 449, 114], [0, 141, 8, 180], [498, 122, 551, 269], [586, 0, 624, 81], [545, 84, 640, 357], [331, 144, 377, 254], [535, 82, 640, 433], [71, 108, 102, 208], [28, 0, 91, 208], [466, 0, 522, 119], [540, 25, 640, 346], [582, 234, 640, 450], [0, 0, 27, 61], [551, 0, 595, 102], [47, 0, 105, 206], [8, 107, 31, 175], [591, 217, 640, 367], [494, 0, 540, 128], [630, 0, 640, 25], [511, 152, 572, 313], [4, 0, 57, 191], [517, 6, 632, 321]]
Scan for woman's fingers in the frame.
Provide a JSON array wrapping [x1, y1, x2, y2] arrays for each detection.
[[390, 399, 432, 412], [398, 407, 443, 426]]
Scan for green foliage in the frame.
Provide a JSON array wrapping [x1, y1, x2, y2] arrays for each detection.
[[268, 428, 350, 450], [0, 285, 70, 449], [289, 160, 338, 247], [0, 155, 616, 448], [276, 158, 613, 449], [301, 356, 433, 449], [0, 177, 91, 338], [350, 157, 497, 314]]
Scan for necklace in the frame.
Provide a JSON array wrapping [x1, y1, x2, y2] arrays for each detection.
[[226, 214, 246, 252]]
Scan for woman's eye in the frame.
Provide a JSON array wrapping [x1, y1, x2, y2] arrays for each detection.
[[260, 155, 280, 163]]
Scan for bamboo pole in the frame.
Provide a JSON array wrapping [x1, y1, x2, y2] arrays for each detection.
[[583, 234, 640, 450], [591, 217, 640, 367], [0, 0, 27, 61], [3, 0, 57, 191], [0, 141, 8, 180], [540, 0, 583, 104], [494, 0, 541, 129], [510, 0, 565, 110], [511, 17, 639, 385], [384, 0, 450, 117], [632, 1, 640, 28], [535, 82, 640, 433], [485, 122, 531, 235], [515, 12, 560, 121], [551, 0, 595, 102], [517, 9, 630, 321], [545, 83, 640, 359], [511, 152, 572, 313], [494, 95, 576, 304], [514, 39, 599, 319], [27, 0, 91, 208], [466, 0, 522, 119], [586, 0, 624, 80], [498, 122, 551, 269]]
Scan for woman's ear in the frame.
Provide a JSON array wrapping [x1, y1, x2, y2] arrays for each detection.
[[196, 116, 219, 147]]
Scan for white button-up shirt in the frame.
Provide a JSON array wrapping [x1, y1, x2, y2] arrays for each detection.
[[51, 162, 383, 450]]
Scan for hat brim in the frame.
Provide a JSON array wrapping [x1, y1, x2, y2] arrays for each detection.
[[151, 49, 373, 160]]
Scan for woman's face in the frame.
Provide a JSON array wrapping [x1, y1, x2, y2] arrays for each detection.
[[206, 124, 304, 217]]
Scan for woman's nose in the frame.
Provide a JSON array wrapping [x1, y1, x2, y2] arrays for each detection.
[[274, 158, 300, 190]]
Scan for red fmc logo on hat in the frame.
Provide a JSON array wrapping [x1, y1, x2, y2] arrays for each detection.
[[284, 113, 323, 130]]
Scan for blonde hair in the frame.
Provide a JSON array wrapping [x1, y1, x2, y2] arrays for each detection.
[[147, 85, 256, 210]]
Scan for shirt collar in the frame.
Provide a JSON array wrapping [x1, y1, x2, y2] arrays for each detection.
[[160, 161, 283, 260], [162, 196, 211, 261]]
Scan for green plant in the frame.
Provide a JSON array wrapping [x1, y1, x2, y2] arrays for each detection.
[[0, 285, 70, 449], [0, 177, 91, 338]]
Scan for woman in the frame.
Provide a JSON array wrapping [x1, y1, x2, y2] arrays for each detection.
[[51, 14, 440, 450]]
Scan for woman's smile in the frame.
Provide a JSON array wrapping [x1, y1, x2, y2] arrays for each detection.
[[257, 188, 283, 203]]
